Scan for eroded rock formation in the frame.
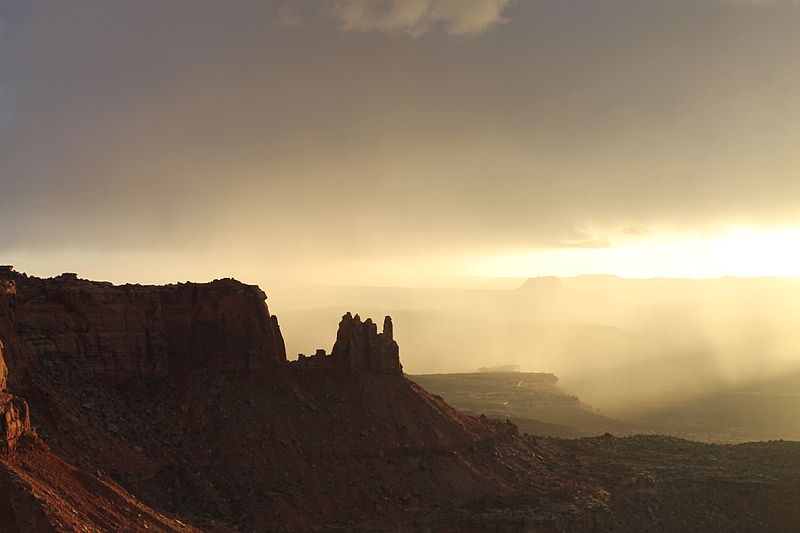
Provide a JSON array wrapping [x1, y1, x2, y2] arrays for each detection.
[[289, 313, 402, 378], [0, 340, 6, 393], [0, 268, 286, 385], [1, 308, 32, 453], [0, 278, 14, 385], [1, 268, 409, 387], [0, 393, 31, 454], [331, 312, 401, 374]]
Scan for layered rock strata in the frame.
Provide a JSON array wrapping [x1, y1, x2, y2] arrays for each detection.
[[0, 268, 286, 385], [0, 267, 405, 387]]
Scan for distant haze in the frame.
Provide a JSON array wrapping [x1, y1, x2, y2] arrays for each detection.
[[2, 1, 800, 285], [275, 276, 800, 418]]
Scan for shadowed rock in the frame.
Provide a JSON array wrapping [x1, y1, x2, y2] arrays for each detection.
[[0, 340, 6, 393], [1, 320, 32, 453], [0, 269, 286, 385], [331, 312, 402, 375]]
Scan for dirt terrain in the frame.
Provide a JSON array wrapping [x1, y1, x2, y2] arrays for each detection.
[[2, 267, 799, 532], [409, 372, 630, 438]]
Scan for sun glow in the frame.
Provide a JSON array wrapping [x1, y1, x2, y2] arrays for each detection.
[[469, 225, 800, 279]]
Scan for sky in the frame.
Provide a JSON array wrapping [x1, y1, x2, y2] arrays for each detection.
[[2, 0, 800, 286]]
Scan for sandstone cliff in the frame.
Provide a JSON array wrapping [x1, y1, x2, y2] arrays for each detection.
[[0, 268, 286, 386], [1, 304, 31, 453], [0, 267, 404, 387], [0, 278, 13, 391]]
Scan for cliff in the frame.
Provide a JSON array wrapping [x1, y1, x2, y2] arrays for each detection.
[[0, 339, 6, 393], [1, 288, 32, 453], [0, 278, 12, 391], [0, 268, 286, 386], [0, 267, 405, 388], [0, 269, 206, 532]]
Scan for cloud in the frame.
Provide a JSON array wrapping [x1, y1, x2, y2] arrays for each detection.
[[723, 0, 800, 4], [0, 86, 13, 132], [329, 0, 512, 36], [559, 237, 614, 249], [621, 225, 647, 236], [272, 2, 303, 28]]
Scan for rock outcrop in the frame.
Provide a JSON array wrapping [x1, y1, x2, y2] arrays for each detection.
[[0, 268, 286, 385], [0, 278, 13, 390], [332, 313, 401, 374], [0, 267, 404, 387], [290, 312, 402, 377], [0, 340, 6, 393], [0, 392, 31, 454], [0, 268, 413, 388], [1, 302, 32, 453]]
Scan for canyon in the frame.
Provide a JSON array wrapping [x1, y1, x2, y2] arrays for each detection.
[[1, 267, 800, 532]]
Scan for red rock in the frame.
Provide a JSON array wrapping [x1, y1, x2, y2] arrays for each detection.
[[1, 320, 32, 453], [0, 392, 31, 453], [0, 280, 13, 389], [330, 312, 402, 375], [0, 442, 200, 532], [0, 340, 6, 393], [0, 270, 286, 384]]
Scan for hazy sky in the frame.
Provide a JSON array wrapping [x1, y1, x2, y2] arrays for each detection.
[[2, 0, 800, 285]]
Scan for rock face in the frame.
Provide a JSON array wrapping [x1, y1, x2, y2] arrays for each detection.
[[289, 312, 402, 377], [0, 268, 405, 386], [0, 392, 31, 454], [331, 313, 402, 374], [0, 270, 198, 531], [1, 291, 31, 453], [0, 269, 286, 385], [0, 340, 6, 393], [0, 280, 13, 391]]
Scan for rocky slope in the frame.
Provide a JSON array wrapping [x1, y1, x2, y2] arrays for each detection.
[[1, 282, 200, 532], [2, 267, 800, 532]]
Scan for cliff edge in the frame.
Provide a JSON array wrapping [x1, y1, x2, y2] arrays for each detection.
[[0, 267, 286, 386]]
